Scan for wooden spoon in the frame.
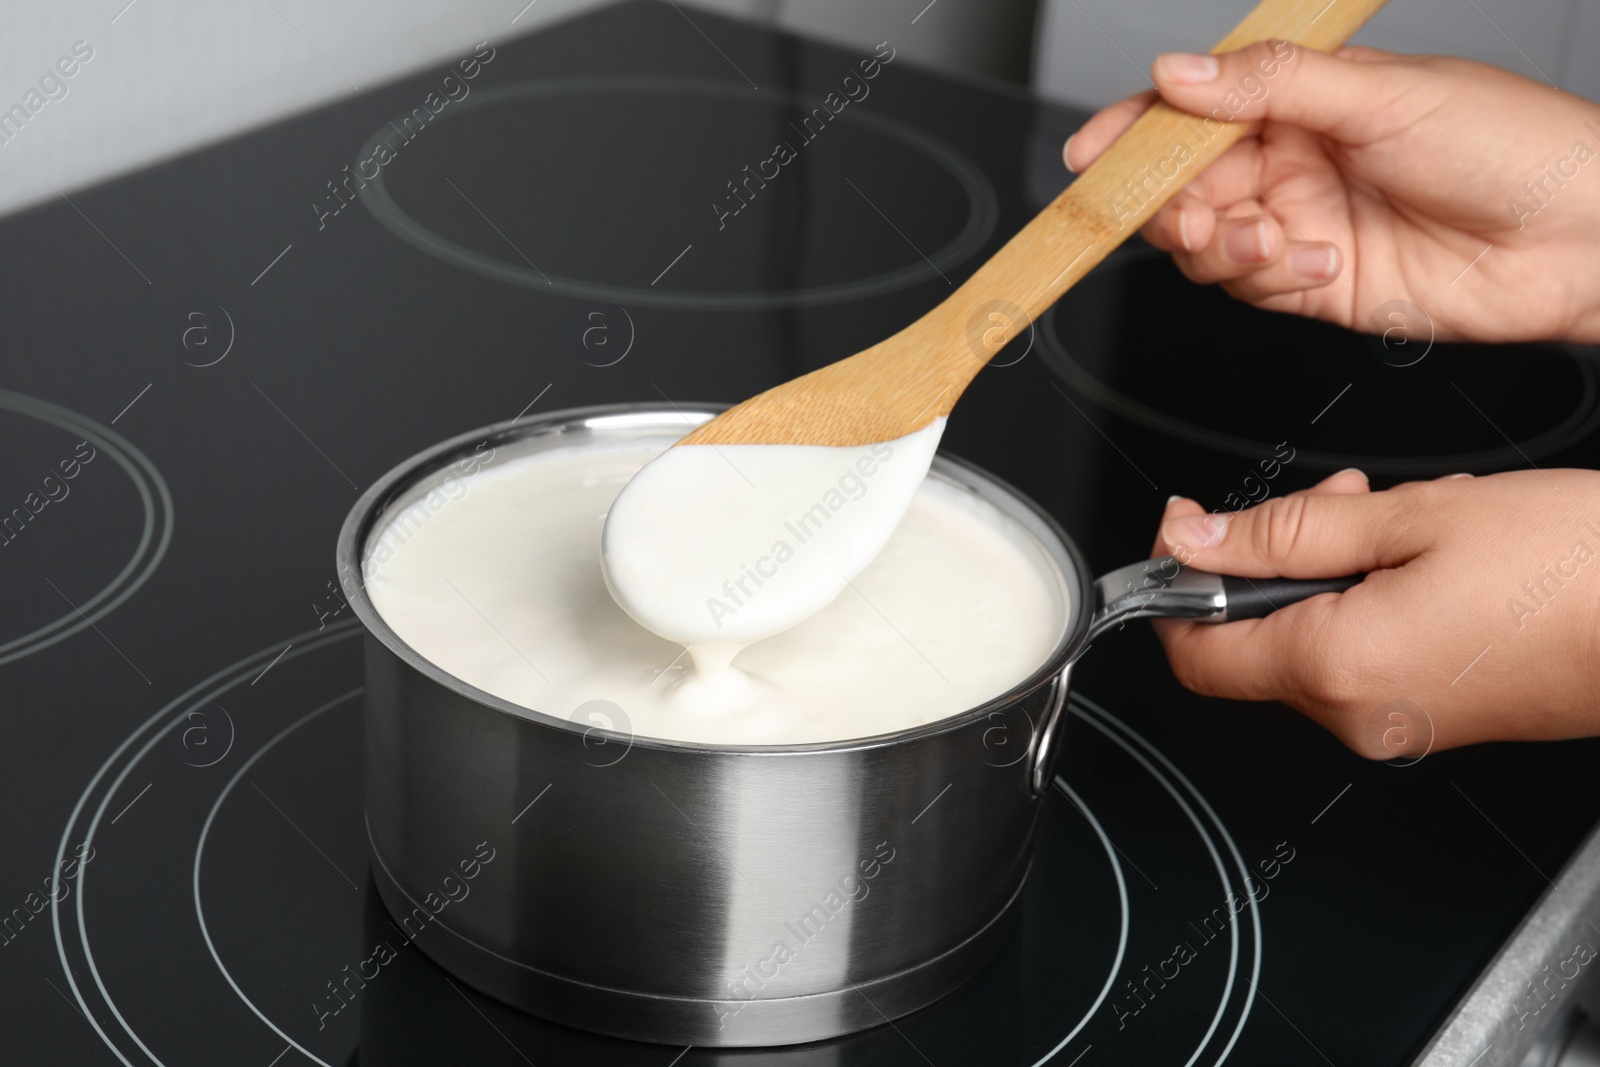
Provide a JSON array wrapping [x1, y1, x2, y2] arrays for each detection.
[[681, 0, 1388, 449]]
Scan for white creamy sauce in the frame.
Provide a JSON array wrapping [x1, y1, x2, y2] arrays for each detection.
[[365, 438, 1066, 745], [601, 420, 947, 657]]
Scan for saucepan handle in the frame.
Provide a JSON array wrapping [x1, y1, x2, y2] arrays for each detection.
[[1086, 556, 1364, 644], [1027, 558, 1362, 795]]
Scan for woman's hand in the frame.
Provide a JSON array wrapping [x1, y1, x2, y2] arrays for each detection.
[[1153, 469, 1600, 757], [1065, 44, 1600, 345]]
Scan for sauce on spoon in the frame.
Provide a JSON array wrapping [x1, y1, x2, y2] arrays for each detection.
[[600, 419, 946, 672]]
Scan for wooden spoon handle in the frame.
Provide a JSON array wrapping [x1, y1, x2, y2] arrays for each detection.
[[934, 0, 1388, 367], [676, 0, 1391, 450]]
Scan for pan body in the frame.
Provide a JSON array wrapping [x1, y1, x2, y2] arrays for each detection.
[[337, 404, 1092, 1046]]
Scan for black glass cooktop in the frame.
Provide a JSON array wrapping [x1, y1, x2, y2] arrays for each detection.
[[4, 3, 1600, 1065]]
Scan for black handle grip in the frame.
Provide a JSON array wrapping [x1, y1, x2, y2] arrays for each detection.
[[1219, 574, 1364, 621]]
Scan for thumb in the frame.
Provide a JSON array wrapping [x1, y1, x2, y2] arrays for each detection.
[[1150, 41, 1400, 142], [1158, 485, 1433, 578]]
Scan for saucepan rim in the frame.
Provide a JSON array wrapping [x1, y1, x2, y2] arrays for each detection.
[[335, 402, 1094, 755]]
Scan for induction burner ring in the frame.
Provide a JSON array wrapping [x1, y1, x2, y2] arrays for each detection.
[[1069, 695, 1264, 1067], [358, 78, 1000, 311], [0, 390, 174, 666], [1034, 778, 1128, 1065], [190, 712, 1141, 1066], [195, 687, 364, 1067], [52, 621, 363, 1067], [57, 625, 1258, 1066], [1037, 258, 1600, 475]]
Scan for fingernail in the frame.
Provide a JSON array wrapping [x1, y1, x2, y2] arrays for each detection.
[[1222, 220, 1270, 264], [1162, 512, 1230, 550], [1290, 244, 1339, 279], [1444, 472, 1475, 480], [1176, 208, 1192, 252], [1155, 52, 1220, 84], [1166, 494, 1185, 506], [1333, 467, 1368, 483], [1063, 134, 1078, 174]]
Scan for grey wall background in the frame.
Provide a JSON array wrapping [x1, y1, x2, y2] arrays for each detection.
[[1033, 0, 1600, 113], [2, 0, 1596, 222]]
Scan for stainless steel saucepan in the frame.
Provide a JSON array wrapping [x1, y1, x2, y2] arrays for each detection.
[[335, 403, 1357, 1047]]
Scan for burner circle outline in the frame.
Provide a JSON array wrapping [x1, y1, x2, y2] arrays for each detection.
[[53, 622, 362, 1067], [57, 629, 1258, 1066], [1037, 255, 1600, 475], [358, 77, 1000, 311], [0, 390, 174, 666]]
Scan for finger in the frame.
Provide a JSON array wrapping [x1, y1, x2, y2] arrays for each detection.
[[1212, 239, 1344, 302], [1149, 40, 1408, 142], [1139, 140, 1290, 254], [1113, 111, 1281, 253], [1167, 212, 1292, 285], [1292, 467, 1370, 496], [1172, 139, 1272, 211], [1152, 468, 1368, 565], [1151, 495, 1208, 559], [1142, 192, 1216, 254], [1156, 483, 1434, 578], [1156, 587, 1358, 716], [1333, 45, 1398, 64], [1064, 91, 1156, 173]]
